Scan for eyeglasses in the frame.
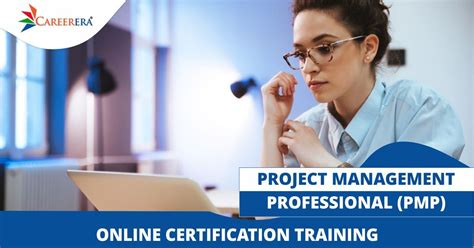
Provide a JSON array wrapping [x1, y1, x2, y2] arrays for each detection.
[[283, 35, 366, 70]]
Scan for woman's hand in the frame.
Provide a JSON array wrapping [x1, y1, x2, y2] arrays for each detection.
[[260, 72, 297, 167], [261, 72, 297, 125], [278, 120, 341, 167]]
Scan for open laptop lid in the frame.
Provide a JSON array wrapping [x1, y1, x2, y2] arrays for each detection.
[[67, 170, 218, 213]]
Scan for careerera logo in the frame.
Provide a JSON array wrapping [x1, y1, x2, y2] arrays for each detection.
[[19, 4, 93, 32], [19, 4, 37, 32]]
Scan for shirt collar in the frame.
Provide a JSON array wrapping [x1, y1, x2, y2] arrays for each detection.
[[345, 80, 386, 147], [325, 80, 385, 151], [325, 105, 344, 152]]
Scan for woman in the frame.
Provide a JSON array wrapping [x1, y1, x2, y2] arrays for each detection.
[[260, 0, 464, 168]]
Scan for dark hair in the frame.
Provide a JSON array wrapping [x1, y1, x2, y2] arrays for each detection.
[[292, 0, 391, 69]]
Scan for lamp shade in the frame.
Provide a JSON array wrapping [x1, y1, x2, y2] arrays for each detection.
[[87, 57, 117, 95], [230, 77, 256, 98]]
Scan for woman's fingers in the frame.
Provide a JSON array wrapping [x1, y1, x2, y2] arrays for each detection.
[[261, 72, 298, 97], [277, 79, 287, 96], [278, 73, 292, 96], [277, 74, 291, 96], [285, 120, 303, 132], [278, 136, 292, 147], [282, 131, 295, 138], [261, 72, 284, 95], [280, 73, 297, 95], [279, 122, 295, 155], [278, 141, 289, 155], [278, 136, 290, 155]]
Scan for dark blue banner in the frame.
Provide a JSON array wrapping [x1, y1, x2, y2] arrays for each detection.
[[0, 211, 472, 248], [240, 191, 473, 217]]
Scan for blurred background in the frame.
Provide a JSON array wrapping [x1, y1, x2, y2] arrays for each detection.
[[0, 0, 472, 210]]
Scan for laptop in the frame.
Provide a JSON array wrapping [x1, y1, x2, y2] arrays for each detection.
[[67, 170, 219, 213]]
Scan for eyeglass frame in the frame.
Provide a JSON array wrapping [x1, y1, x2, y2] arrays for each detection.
[[283, 35, 367, 70]]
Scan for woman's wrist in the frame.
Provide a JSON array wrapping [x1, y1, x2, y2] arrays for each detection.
[[318, 155, 341, 168], [261, 120, 285, 167], [326, 156, 343, 168], [263, 120, 284, 130], [303, 151, 341, 168]]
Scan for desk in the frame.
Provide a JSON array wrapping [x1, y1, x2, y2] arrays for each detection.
[[206, 190, 239, 215]]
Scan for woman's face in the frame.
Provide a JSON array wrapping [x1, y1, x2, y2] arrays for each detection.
[[293, 10, 367, 103]]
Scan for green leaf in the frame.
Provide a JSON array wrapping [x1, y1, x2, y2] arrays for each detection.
[[19, 18, 34, 24]]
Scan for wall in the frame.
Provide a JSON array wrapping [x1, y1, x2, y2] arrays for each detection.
[[168, 0, 316, 189], [65, 0, 168, 158], [168, 0, 474, 190], [65, 43, 88, 158], [65, 24, 132, 158], [109, 0, 170, 47], [108, 1, 132, 32]]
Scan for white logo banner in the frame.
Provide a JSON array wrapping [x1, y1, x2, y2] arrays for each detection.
[[0, 0, 126, 49]]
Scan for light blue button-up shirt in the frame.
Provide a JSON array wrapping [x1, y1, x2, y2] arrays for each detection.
[[284, 79, 465, 167]]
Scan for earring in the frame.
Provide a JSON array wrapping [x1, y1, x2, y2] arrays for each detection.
[[366, 56, 371, 63]]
